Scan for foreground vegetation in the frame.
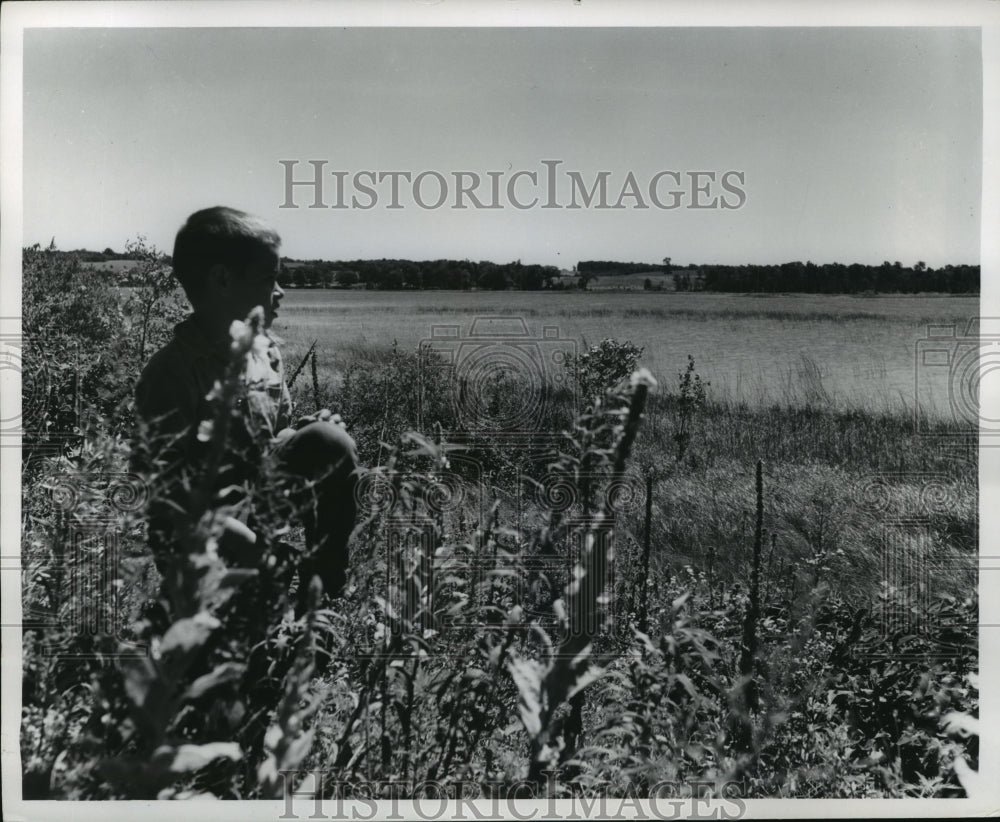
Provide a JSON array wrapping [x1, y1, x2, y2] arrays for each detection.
[[19, 243, 978, 801]]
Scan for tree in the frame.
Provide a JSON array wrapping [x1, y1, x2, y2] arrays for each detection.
[[336, 270, 359, 287], [662, 256, 673, 274], [571, 338, 644, 400], [478, 266, 509, 291]]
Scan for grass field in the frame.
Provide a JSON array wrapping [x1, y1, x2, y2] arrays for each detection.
[[272, 289, 978, 606], [275, 289, 978, 418], [269, 288, 977, 797]]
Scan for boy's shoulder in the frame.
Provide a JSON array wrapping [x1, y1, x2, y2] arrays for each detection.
[[140, 316, 229, 375], [136, 316, 226, 427], [139, 319, 194, 383], [139, 332, 185, 382]]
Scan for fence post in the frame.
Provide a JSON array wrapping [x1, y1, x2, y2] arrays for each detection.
[[639, 471, 655, 635], [740, 461, 764, 705], [310, 347, 320, 410]]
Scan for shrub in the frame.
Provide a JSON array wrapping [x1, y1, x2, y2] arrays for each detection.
[[119, 236, 188, 368], [570, 339, 644, 403], [22, 244, 128, 455], [673, 355, 709, 463], [22, 240, 187, 456], [310, 341, 456, 466], [22, 312, 328, 798]]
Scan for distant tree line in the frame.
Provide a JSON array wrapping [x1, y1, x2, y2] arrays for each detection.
[[577, 260, 665, 275], [582, 257, 978, 294], [44, 243, 171, 264], [697, 260, 979, 294], [281, 258, 562, 291], [50, 244, 980, 294]]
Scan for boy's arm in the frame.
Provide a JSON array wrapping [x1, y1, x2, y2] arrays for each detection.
[[132, 357, 204, 572], [134, 358, 202, 466]]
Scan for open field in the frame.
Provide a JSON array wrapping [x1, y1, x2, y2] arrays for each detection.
[[271, 287, 978, 796], [275, 290, 979, 419], [274, 288, 978, 604], [21, 249, 980, 799]]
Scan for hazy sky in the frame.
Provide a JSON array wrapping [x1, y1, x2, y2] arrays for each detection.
[[23, 27, 981, 268]]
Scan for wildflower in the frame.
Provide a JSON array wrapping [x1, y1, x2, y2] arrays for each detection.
[[229, 306, 265, 356], [953, 755, 984, 798], [229, 319, 252, 354], [630, 367, 658, 391], [941, 711, 980, 738]]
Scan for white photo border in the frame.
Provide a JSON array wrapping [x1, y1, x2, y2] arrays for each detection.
[[2, 1, 998, 819]]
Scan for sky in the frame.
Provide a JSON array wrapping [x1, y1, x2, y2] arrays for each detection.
[[23, 26, 982, 268]]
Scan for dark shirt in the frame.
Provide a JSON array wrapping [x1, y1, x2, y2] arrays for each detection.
[[132, 315, 293, 564], [135, 315, 291, 443]]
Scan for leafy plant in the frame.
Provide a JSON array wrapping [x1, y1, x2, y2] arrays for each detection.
[[507, 369, 655, 786], [119, 236, 188, 368], [569, 339, 644, 403], [673, 355, 709, 462]]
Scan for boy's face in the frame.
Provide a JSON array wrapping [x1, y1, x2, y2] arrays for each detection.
[[227, 252, 285, 329]]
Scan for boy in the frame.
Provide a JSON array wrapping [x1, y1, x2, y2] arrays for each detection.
[[133, 206, 359, 605]]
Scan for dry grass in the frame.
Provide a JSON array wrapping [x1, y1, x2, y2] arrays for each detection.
[[275, 289, 977, 418]]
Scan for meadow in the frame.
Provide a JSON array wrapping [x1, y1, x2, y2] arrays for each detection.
[[19, 250, 980, 802], [274, 289, 978, 605], [275, 289, 978, 418]]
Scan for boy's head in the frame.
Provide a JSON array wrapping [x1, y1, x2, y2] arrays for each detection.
[[172, 206, 284, 328]]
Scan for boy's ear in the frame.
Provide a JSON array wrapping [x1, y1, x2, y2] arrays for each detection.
[[207, 263, 234, 294]]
